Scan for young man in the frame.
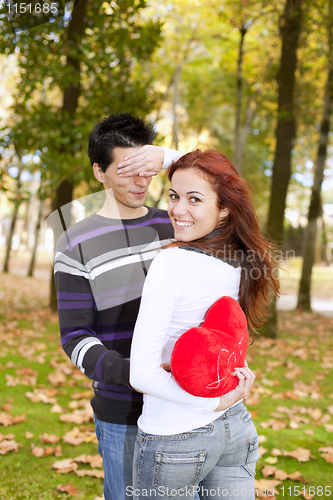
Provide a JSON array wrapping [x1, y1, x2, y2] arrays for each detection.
[[54, 113, 180, 500]]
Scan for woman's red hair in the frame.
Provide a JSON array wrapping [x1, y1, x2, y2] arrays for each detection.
[[167, 149, 280, 333]]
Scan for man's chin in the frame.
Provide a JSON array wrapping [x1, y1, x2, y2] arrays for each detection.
[[128, 196, 147, 208]]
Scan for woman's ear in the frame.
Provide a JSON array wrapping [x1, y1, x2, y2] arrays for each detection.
[[219, 207, 229, 220], [93, 163, 105, 184]]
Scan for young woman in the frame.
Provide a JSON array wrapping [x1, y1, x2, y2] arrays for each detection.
[[130, 150, 280, 500]]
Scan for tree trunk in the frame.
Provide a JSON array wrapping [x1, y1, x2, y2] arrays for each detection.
[[50, 179, 74, 311], [235, 94, 258, 173], [260, 0, 303, 338], [234, 25, 246, 171], [3, 169, 23, 273], [172, 65, 182, 150], [27, 196, 43, 277], [297, 1, 333, 309], [49, 0, 88, 310], [321, 207, 330, 266]]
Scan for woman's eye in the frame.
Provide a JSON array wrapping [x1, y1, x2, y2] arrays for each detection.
[[169, 193, 178, 201], [190, 197, 201, 203]]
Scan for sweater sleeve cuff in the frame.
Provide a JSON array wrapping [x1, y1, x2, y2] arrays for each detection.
[[162, 146, 182, 169]]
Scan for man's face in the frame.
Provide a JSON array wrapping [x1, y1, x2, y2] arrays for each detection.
[[94, 146, 153, 214]]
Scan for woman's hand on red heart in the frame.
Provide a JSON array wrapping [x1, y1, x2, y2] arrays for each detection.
[[214, 361, 255, 412]]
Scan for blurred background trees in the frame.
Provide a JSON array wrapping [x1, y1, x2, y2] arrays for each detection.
[[0, 0, 332, 332]]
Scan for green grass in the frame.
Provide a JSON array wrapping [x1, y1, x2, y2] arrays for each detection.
[[1, 271, 333, 499]]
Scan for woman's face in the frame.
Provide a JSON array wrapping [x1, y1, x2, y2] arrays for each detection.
[[168, 168, 228, 242]]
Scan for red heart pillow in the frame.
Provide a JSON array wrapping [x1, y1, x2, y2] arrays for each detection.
[[170, 296, 248, 397]]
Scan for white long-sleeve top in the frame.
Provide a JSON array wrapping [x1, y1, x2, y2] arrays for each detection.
[[130, 247, 242, 435]]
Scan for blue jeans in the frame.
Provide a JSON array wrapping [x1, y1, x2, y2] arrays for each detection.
[[132, 402, 259, 500], [94, 417, 138, 500]]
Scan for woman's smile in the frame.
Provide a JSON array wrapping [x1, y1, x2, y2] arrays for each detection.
[[168, 168, 227, 242]]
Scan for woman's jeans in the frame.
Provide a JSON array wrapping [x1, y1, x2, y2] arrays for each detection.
[[132, 402, 259, 500]]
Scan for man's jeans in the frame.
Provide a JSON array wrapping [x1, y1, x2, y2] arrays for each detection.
[[94, 417, 138, 500], [132, 402, 259, 500]]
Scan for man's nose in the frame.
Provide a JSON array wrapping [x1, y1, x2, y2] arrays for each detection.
[[134, 175, 149, 188]]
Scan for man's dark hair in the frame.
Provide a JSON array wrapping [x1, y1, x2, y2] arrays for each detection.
[[88, 113, 156, 172]]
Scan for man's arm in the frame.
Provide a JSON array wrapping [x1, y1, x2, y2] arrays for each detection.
[[54, 244, 130, 388], [116, 145, 182, 178]]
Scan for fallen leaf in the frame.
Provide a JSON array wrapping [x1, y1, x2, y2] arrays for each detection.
[[57, 482, 79, 496], [271, 448, 283, 456], [0, 432, 15, 441], [320, 453, 333, 464], [258, 435, 267, 444], [40, 433, 60, 444], [74, 454, 103, 468], [50, 404, 64, 414], [31, 446, 45, 457], [52, 458, 78, 474], [258, 446, 268, 458], [75, 468, 104, 478], [288, 471, 308, 483], [25, 431, 34, 439], [304, 429, 314, 437], [0, 412, 26, 426], [60, 408, 93, 425], [0, 439, 22, 455], [283, 447, 315, 462], [264, 456, 278, 464]]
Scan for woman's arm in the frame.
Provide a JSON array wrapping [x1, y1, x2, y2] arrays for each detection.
[[130, 250, 220, 414]]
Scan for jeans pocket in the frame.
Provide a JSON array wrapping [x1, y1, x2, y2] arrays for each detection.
[[153, 450, 206, 494], [243, 433, 259, 479]]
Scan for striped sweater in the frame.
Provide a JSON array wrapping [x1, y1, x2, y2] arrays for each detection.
[[54, 207, 174, 424]]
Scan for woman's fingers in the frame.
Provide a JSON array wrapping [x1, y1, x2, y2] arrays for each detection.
[[116, 145, 164, 177]]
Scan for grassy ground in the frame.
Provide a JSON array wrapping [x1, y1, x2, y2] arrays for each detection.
[[0, 260, 332, 500]]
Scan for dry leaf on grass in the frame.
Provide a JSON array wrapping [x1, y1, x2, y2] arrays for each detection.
[[31, 445, 45, 458], [262, 465, 308, 482], [283, 447, 315, 462], [57, 482, 79, 496], [75, 469, 104, 478], [63, 427, 96, 446], [258, 446, 268, 458], [0, 412, 26, 427], [60, 408, 93, 425], [304, 429, 314, 437], [50, 404, 64, 414], [0, 439, 22, 455], [25, 431, 34, 439], [74, 454, 103, 468], [40, 433, 60, 444], [53, 458, 78, 474], [0, 432, 15, 441], [254, 478, 280, 494], [25, 388, 57, 404]]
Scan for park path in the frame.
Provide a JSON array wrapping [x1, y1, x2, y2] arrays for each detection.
[[277, 294, 333, 316]]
